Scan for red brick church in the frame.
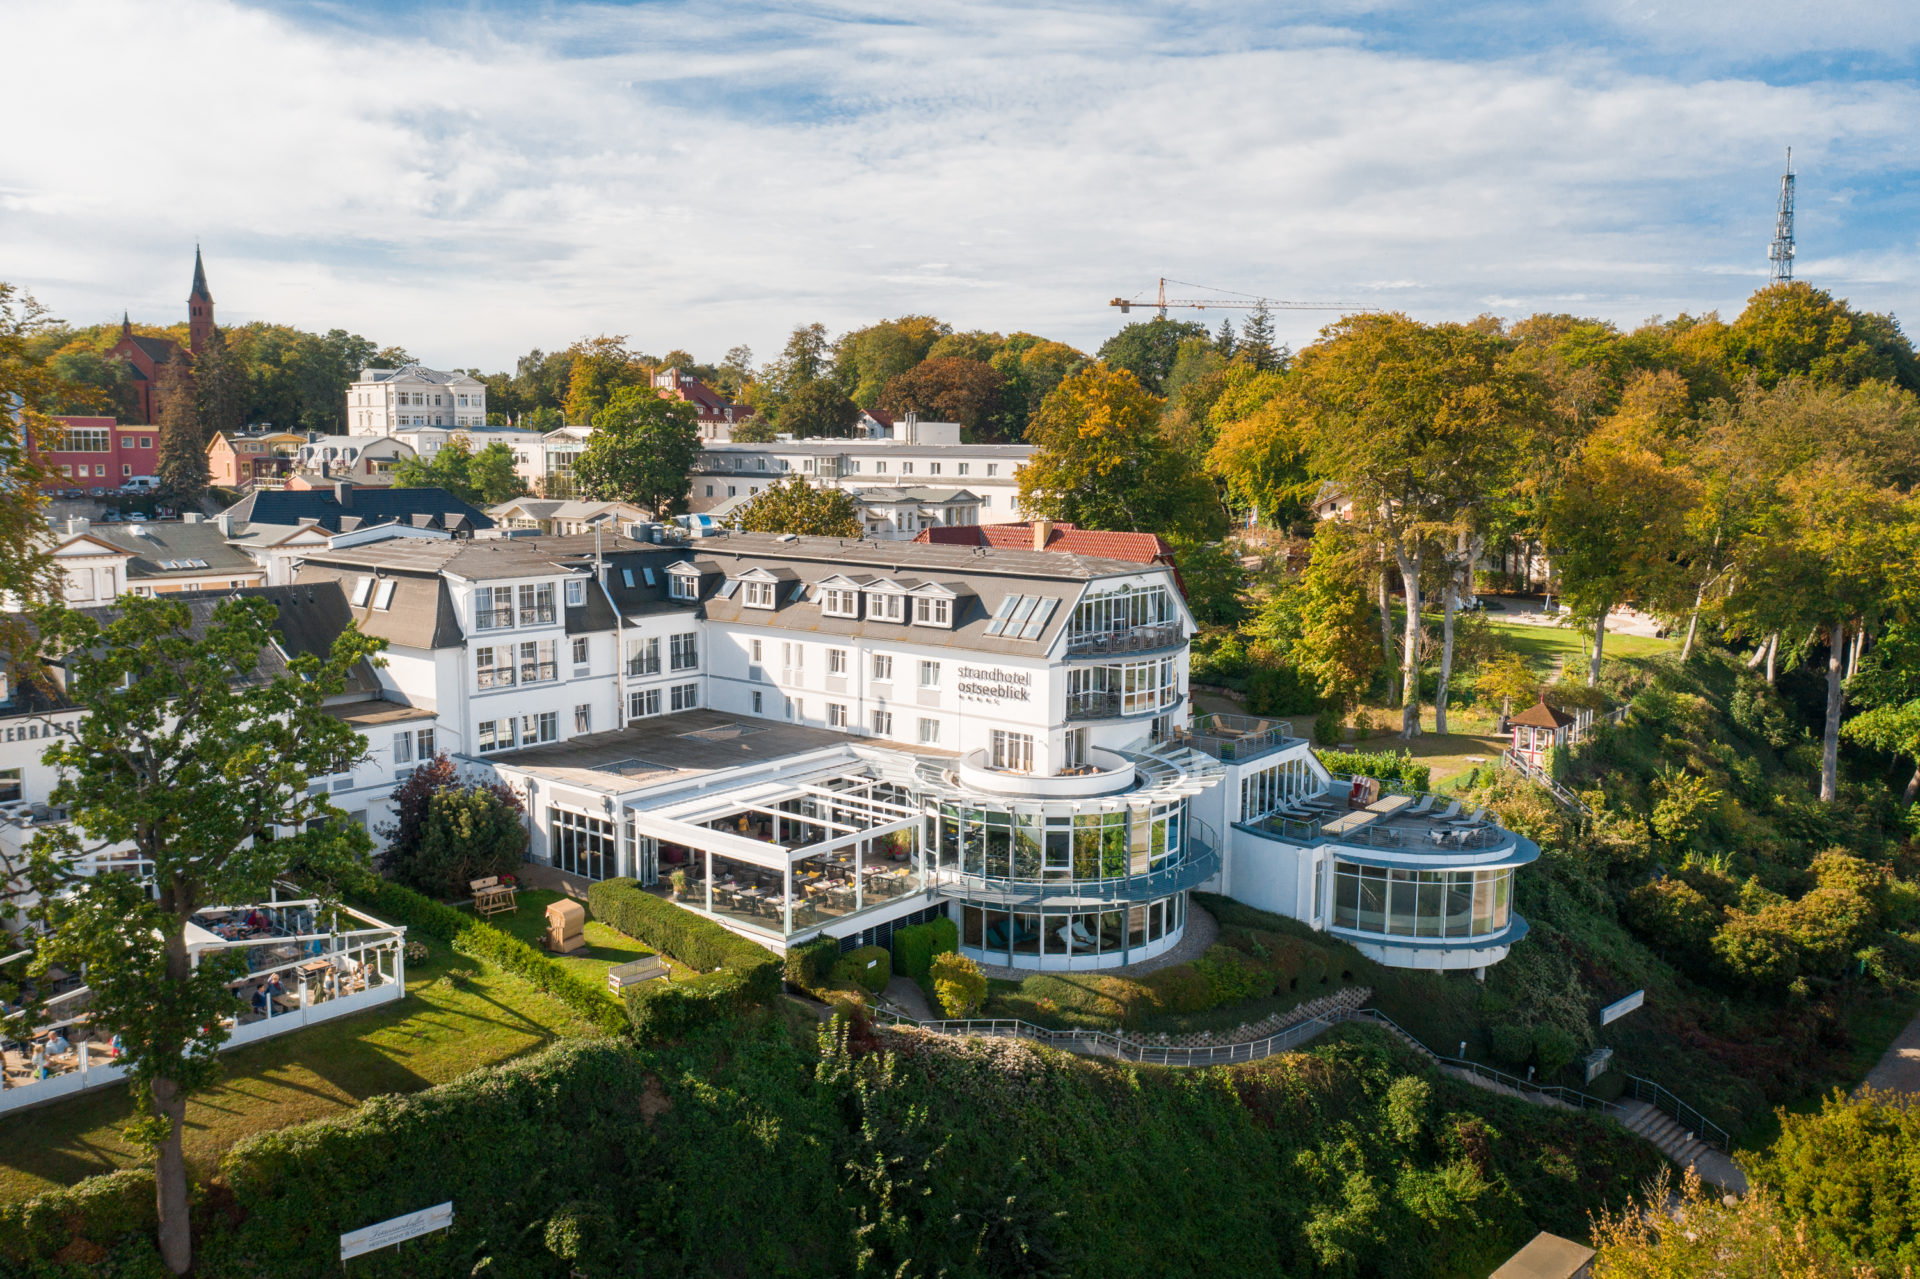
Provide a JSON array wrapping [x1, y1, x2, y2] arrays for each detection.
[[108, 247, 216, 423]]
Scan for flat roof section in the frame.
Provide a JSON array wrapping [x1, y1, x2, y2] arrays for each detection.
[[484, 708, 952, 794], [327, 699, 437, 727]]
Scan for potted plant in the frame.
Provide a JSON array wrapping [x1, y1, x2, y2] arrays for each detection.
[[669, 869, 687, 900]]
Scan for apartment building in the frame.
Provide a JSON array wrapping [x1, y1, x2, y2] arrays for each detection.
[[346, 365, 488, 436], [652, 367, 751, 442], [39, 417, 157, 491]]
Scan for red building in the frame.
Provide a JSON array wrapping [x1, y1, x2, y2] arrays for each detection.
[[105, 247, 215, 423], [42, 417, 158, 491], [652, 367, 751, 441]]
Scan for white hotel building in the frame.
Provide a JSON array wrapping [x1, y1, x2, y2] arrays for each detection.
[[346, 365, 489, 436], [0, 530, 1535, 976]]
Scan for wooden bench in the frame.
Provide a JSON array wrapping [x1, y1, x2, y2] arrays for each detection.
[[606, 956, 669, 994], [470, 876, 517, 918]]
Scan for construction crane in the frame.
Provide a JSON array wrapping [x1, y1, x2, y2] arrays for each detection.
[[1108, 276, 1373, 318]]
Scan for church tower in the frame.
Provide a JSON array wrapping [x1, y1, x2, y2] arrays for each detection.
[[187, 246, 215, 357]]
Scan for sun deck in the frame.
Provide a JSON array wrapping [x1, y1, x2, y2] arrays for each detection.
[[1250, 774, 1520, 857]]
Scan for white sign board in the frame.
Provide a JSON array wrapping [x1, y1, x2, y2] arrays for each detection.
[[341, 1201, 453, 1261], [1599, 990, 1645, 1026]]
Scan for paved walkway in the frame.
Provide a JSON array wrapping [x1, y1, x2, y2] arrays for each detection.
[[883, 976, 937, 1021], [974, 903, 1219, 983], [1860, 1007, 1920, 1095]]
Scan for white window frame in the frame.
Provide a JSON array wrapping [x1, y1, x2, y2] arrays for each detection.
[[872, 653, 893, 682], [919, 660, 940, 688], [918, 717, 940, 745], [743, 580, 776, 609], [913, 595, 952, 628]]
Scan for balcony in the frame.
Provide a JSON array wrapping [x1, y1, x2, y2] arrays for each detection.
[[518, 660, 558, 685], [1064, 621, 1184, 658], [474, 607, 515, 631], [932, 821, 1220, 908], [956, 747, 1136, 799], [1064, 690, 1121, 721], [1172, 713, 1299, 763], [518, 606, 557, 628]]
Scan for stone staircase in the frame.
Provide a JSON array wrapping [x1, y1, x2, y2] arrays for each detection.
[[1616, 1098, 1748, 1194]]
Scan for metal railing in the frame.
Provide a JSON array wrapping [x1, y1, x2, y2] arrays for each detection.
[[929, 828, 1219, 908], [1174, 713, 1297, 762], [1064, 622, 1184, 657], [519, 606, 557, 627], [868, 1005, 1347, 1068], [518, 660, 558, 684], [1622, 1074, 1731, 1151], [1343, 1010, 1616, 1115], [474, 607, 515, 631], [1499, 750, 1591, 816], [1064, 690, 1121, 721]]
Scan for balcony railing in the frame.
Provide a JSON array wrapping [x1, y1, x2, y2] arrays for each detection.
[[518, 660, 558, 685], [1064, 621, 1184, 657], [476, 667, 514, 689], [1065, 689, 1180, 721], [932, 822, 1219, 908], [628, 658, 662, 677], [1064, 690, 1120, 721], [1173, 713, 1297, 762], [518, 606, 557, 627], [475, 607, 514, 631]]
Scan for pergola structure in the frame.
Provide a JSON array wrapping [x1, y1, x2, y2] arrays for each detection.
[[1508, 697, 1576, 769]]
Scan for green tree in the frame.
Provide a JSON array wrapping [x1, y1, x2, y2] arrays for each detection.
[[926, 330, 1003, 364], [1205, 364, 1309, 527], [0, 283, 62, 683], [391, 437, 472, 500], [1590, 1169, 1860, 1278], [1292, 523, 1384, 708], [1726, 282, 1920, 393], [1170, 540, 1247, 627], [731, 475, 861, 537], [573, 386, 702, 517], [153, 361, 208, 506], [562, 335, 653, 423], [25, 595, 381, 1273], [930, 951, 986, 1017], [1843, 621, 1920, 804], [876, 356, 1004, 437], [412, 785, 529, 899], [1748, 1087, 1920, 1274], [192, 327, 248, 439], [831, 316, 948, 405], [988, 334, 1085, 435], [1476, 650, 1536, 722], [776, 378, 860, 439], [1237, 301, 1282, 372], [1096, 317, 1209, 394], [44, 345, 137, 418], [1019, 365, 1225, 541], [469, 441, 527, 505]]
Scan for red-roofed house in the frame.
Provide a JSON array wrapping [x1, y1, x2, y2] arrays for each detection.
[[915, 519, 1177, 567], [653, 368, 752, 442]]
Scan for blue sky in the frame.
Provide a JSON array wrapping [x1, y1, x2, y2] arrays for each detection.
[[5, 0, 1917, 372]]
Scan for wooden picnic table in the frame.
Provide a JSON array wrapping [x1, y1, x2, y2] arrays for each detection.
[[470, 876, 517, 918], [272, 993, 302, 1013]]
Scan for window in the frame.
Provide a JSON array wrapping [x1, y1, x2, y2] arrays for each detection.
[[521, 710, 559, 745], [827, 648, 847, 675], [122, 464, 131, 477], [786, 696, 802, 721], [929, 462, 941, 475], [670, 682, 699, 711], [913, 596, 952, 627], [705, 485, 713, 497], [627, 636, 660, 676], [643, 567, 656, 586], [875, 461, 888, 474], [350, 576, 374, 607], [867, 591, 905, 623], [986, 464, 998, 476], [980, 495, 992, 508], [872, 708, 893, 736], [756, 457, 767, 470], [393, 732, 413, 765], [957, 462, 970, 476], [519, 640, 558, 684], [477, 719, 515, 752], [572, 637, 590, 672], [416, 728, 435, 759], [783, 642, 805, 673], [668, 569, 700, 601], [751, 638, 763, 663], [918, 717, 940, 744], [828, 702, 848, 728], [140, 436, 152, 449], [752, 690, 764, 714], [872, 653, 893, 681], [476, 645, 515, 688], [552, 807, 615, 880], [622, 569, 635, 588], [821, 587, 860, 618], [991, 730, 1034, 774], [477, 585, 514, 630], [566, 579, 585, 607], [61, 427, 110, 452], [372, 579, 397, 610], [727, 486, 736, 497], [575, 704, 591, 733], [919, 660, 940, 688], [669, 632, 699, 671], [518, 582, 556, 626], [629, 687, 661, 718]]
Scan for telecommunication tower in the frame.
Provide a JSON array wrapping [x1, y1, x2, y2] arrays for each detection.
[[1768, 148, 1796, 283]]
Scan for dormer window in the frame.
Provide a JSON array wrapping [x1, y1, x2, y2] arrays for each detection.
[[667, 566, 701, 601], [743, 580, 776, 609], [822, 587, 860, 618], [866, 590, 905, 623], [913, 596, 951, 627], [566, 579, 586, 607]]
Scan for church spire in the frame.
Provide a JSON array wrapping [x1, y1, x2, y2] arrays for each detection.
[[190, 244, 212, 304], [187, 245, 214, 358], [121, 311, 132, 336]]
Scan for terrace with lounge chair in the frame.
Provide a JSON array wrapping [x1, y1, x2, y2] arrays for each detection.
[[1254, 774, 1511, 854], [0, 884, 404, 1114]]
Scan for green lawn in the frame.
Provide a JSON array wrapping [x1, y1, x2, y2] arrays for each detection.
[[1481, 616, 1678, 674], [462, 888, 692, 985], [0, 934, 602, 1202]]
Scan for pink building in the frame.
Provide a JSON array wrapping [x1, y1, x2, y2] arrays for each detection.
[[41, 416, 158, 491]]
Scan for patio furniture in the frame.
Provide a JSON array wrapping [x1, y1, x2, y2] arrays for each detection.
[[1410, 795, 1434, 815], [1467, 806, 1487, 823], [1069, 918, 1100, 947], [470, 876, 517, 918], [1439, 800, 1461, 819], [607, 956, 669, 993], [544, 900, 588, 955]]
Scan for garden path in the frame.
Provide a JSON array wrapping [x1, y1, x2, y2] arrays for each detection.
[[1859, 1007, 1920, 1096]]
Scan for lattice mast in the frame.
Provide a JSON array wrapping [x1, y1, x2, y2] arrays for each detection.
[[1768, 148, 1796, 284]]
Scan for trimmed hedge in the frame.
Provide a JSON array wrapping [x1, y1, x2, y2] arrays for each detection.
[[785, 937, 839, 993], [832, 946, 891, 993], [891, 916, 958, 987], [587, 879, 780, 999], [624, 969, 752, 1040], [0, 1167, 158, 1271], [352, 878, 627, 1039], [1317, 748, 1433, 793]]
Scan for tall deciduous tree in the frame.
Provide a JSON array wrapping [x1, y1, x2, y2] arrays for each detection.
[[830, 316, 948, 406], [776, 378, 860, 439], [1291, 523, 1383, 708], [1019, 365, 1225, 541], [876, 357, 1004, 436], [731, 475, 861, 537], [573, 386, 701, 517], [26, 595, 381, 1273], [1095, 317, 1209, 395], [468, 441, 527, 505], [562, 335, 652, 423], [1256, 314, 1540, 737], [1843, 622, 1920, 805]]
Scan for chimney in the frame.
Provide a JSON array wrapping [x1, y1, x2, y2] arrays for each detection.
[[1031, 518, 1053, 552], [182, 512, 203, 524], [215, 512, 234, 536], [66, 516, 89, 537], [334, 482, 352, 507]]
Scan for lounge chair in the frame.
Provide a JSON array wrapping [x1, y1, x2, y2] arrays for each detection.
[[1070, 918, 1100, 947], [1440, 800, 1461, 819], [1410, 795, 1434, 815], [1467, 806, 1487, 823]]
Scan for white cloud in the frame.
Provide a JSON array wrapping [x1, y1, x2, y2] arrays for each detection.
[[1, 0, 1916, 371]]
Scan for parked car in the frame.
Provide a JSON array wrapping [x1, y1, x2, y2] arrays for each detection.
[[101, 510, 122, 523], [125, 511, 150, 522], [60, 488, 84, 499], [119, 476, 159, 494], [88, 487, 108, 498]]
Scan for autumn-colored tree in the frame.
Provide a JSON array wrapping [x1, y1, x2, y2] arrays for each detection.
[[831, 315, 949, 406], [561, 334, 652, 423], [1590, 1167, 1868, 1279], [1725, 281, 1920, 393], [1475, 650, 1536, 723], [731, 474, 861, 537], [988, 334, 1085, 436], [876, 356, 1004, 436], [573, 386, 702, 517], [1291, 523, 1383, 708], [1745, 1087, 1920, 1275], [1019, 364, 1224, 541]]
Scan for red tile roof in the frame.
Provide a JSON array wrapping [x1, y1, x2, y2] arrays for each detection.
[[915, 521, 1176, 565]]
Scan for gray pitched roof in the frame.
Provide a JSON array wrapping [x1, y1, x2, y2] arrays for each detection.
[[291, 562, 464, 650], [86, 520, 257, 578], [220, 486, 493, 535]]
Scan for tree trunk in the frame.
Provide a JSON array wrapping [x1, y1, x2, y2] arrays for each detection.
[[1746, 640, 1769, 670], [1392, 542, 1424, 739], [1904, 765, 1919, 807], [1588, 609, 1608, 687], [1848, 627, 1866, 680], [1376, 564, 1398, 708], [152, 1075, 191, 1274], [1680, 582, 1705, 662], [1435, 572, 1458, 735], [1765, 632, 1779, 685], [1821, 620, 1847, 803]]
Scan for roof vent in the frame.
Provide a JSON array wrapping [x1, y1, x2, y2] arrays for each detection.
[[182, 512, 203, 525], [775, 532, 797, 542]]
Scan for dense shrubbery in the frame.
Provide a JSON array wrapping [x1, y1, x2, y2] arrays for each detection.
[[376, 753, 528, 898], [0, 1017, 1663, 1278], [832, 945, 891, 993], [784, 937, 839, 993], [930, 952, 986, 1016], [890, 916, 958, 990], [586, 879, 782, 1039], [1748, 1087, 1920, 1274], [1316, 748, 1433, 792]]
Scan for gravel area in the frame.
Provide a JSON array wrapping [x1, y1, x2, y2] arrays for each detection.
[[974, 902, 1219, 982]]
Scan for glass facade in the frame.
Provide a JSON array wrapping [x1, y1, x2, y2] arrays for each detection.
[[926, 799, 1184, 884], [961, 893, 1185, 962], [1330, 862, 1512, 939]]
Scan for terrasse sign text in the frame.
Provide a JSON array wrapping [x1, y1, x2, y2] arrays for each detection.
[[957, 665, 1031, 705]]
